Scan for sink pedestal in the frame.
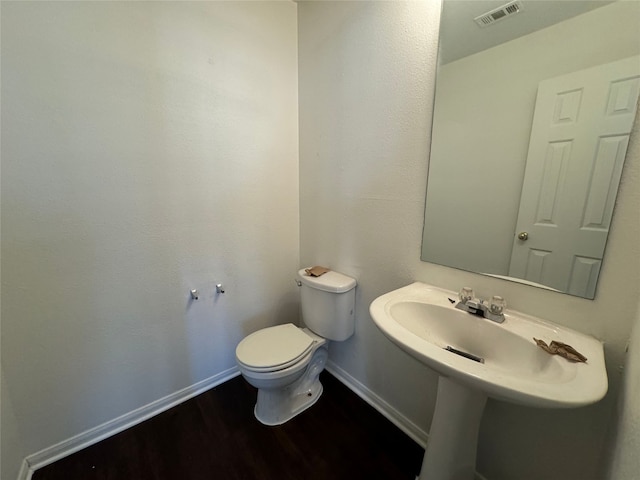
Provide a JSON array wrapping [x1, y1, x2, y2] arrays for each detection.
[[419, 376, 487, 480]]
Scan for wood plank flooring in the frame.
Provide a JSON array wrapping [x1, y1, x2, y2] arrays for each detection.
[[33, 371, 425, 480]]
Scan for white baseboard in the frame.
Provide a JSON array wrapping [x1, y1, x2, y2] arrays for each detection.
[[325, 360, 429, 448], [19, 367, 240, 480], [17, 460, 31, 480]]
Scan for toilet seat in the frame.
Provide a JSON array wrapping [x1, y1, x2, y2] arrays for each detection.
[[236, 323, 316, 373]]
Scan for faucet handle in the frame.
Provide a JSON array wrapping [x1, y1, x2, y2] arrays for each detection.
[[489, 295, 506, 315], [459, 287, 474, 303]]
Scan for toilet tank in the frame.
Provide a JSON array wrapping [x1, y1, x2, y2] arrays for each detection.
[[297, 268, 357, 341]]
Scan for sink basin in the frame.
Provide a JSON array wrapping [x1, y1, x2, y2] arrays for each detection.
[[371, 282, 607, 408], [370, 282, 608, 480]]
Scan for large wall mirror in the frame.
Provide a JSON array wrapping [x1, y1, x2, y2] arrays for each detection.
[[422, 0, 640, 299]]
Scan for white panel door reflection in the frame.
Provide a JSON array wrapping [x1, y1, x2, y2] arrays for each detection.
[[509, 56, 640, 298]]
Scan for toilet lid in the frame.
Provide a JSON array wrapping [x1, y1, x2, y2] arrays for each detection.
[[236, 323, 315, 370]]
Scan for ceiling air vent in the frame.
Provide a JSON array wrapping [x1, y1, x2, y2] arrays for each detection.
[[474, 0, 523, 28]]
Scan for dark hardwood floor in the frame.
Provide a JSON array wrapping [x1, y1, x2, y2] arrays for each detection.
[[34, 371, 425, 479]]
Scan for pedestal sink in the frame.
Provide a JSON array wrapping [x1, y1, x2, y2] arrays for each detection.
[[370, 282, 607, 480]]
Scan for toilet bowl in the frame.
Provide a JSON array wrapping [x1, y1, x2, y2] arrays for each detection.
[[235, 268, 357, 426], [236, 324, 328, 425]]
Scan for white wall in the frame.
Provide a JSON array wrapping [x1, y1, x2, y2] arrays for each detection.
[[1, 367, 24, 480], [423, 1, 640, 276], [607, 298, 640, 479], [1, 2, 298, 479], [298, 0, 441, 433], [298, 2, 640, 479]]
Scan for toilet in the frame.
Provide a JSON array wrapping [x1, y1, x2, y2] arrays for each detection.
[[235, 268, 357, 426]]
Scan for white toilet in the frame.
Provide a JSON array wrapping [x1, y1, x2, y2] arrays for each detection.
[[235, 268, 357, 426]]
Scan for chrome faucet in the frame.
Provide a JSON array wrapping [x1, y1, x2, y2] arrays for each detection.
[[455, 288, 506, 324]]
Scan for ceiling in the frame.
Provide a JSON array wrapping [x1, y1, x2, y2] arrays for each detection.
[[439, 0, 618, 64]]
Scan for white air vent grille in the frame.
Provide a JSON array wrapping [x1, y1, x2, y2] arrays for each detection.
[[474, 0, 523, 28]]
